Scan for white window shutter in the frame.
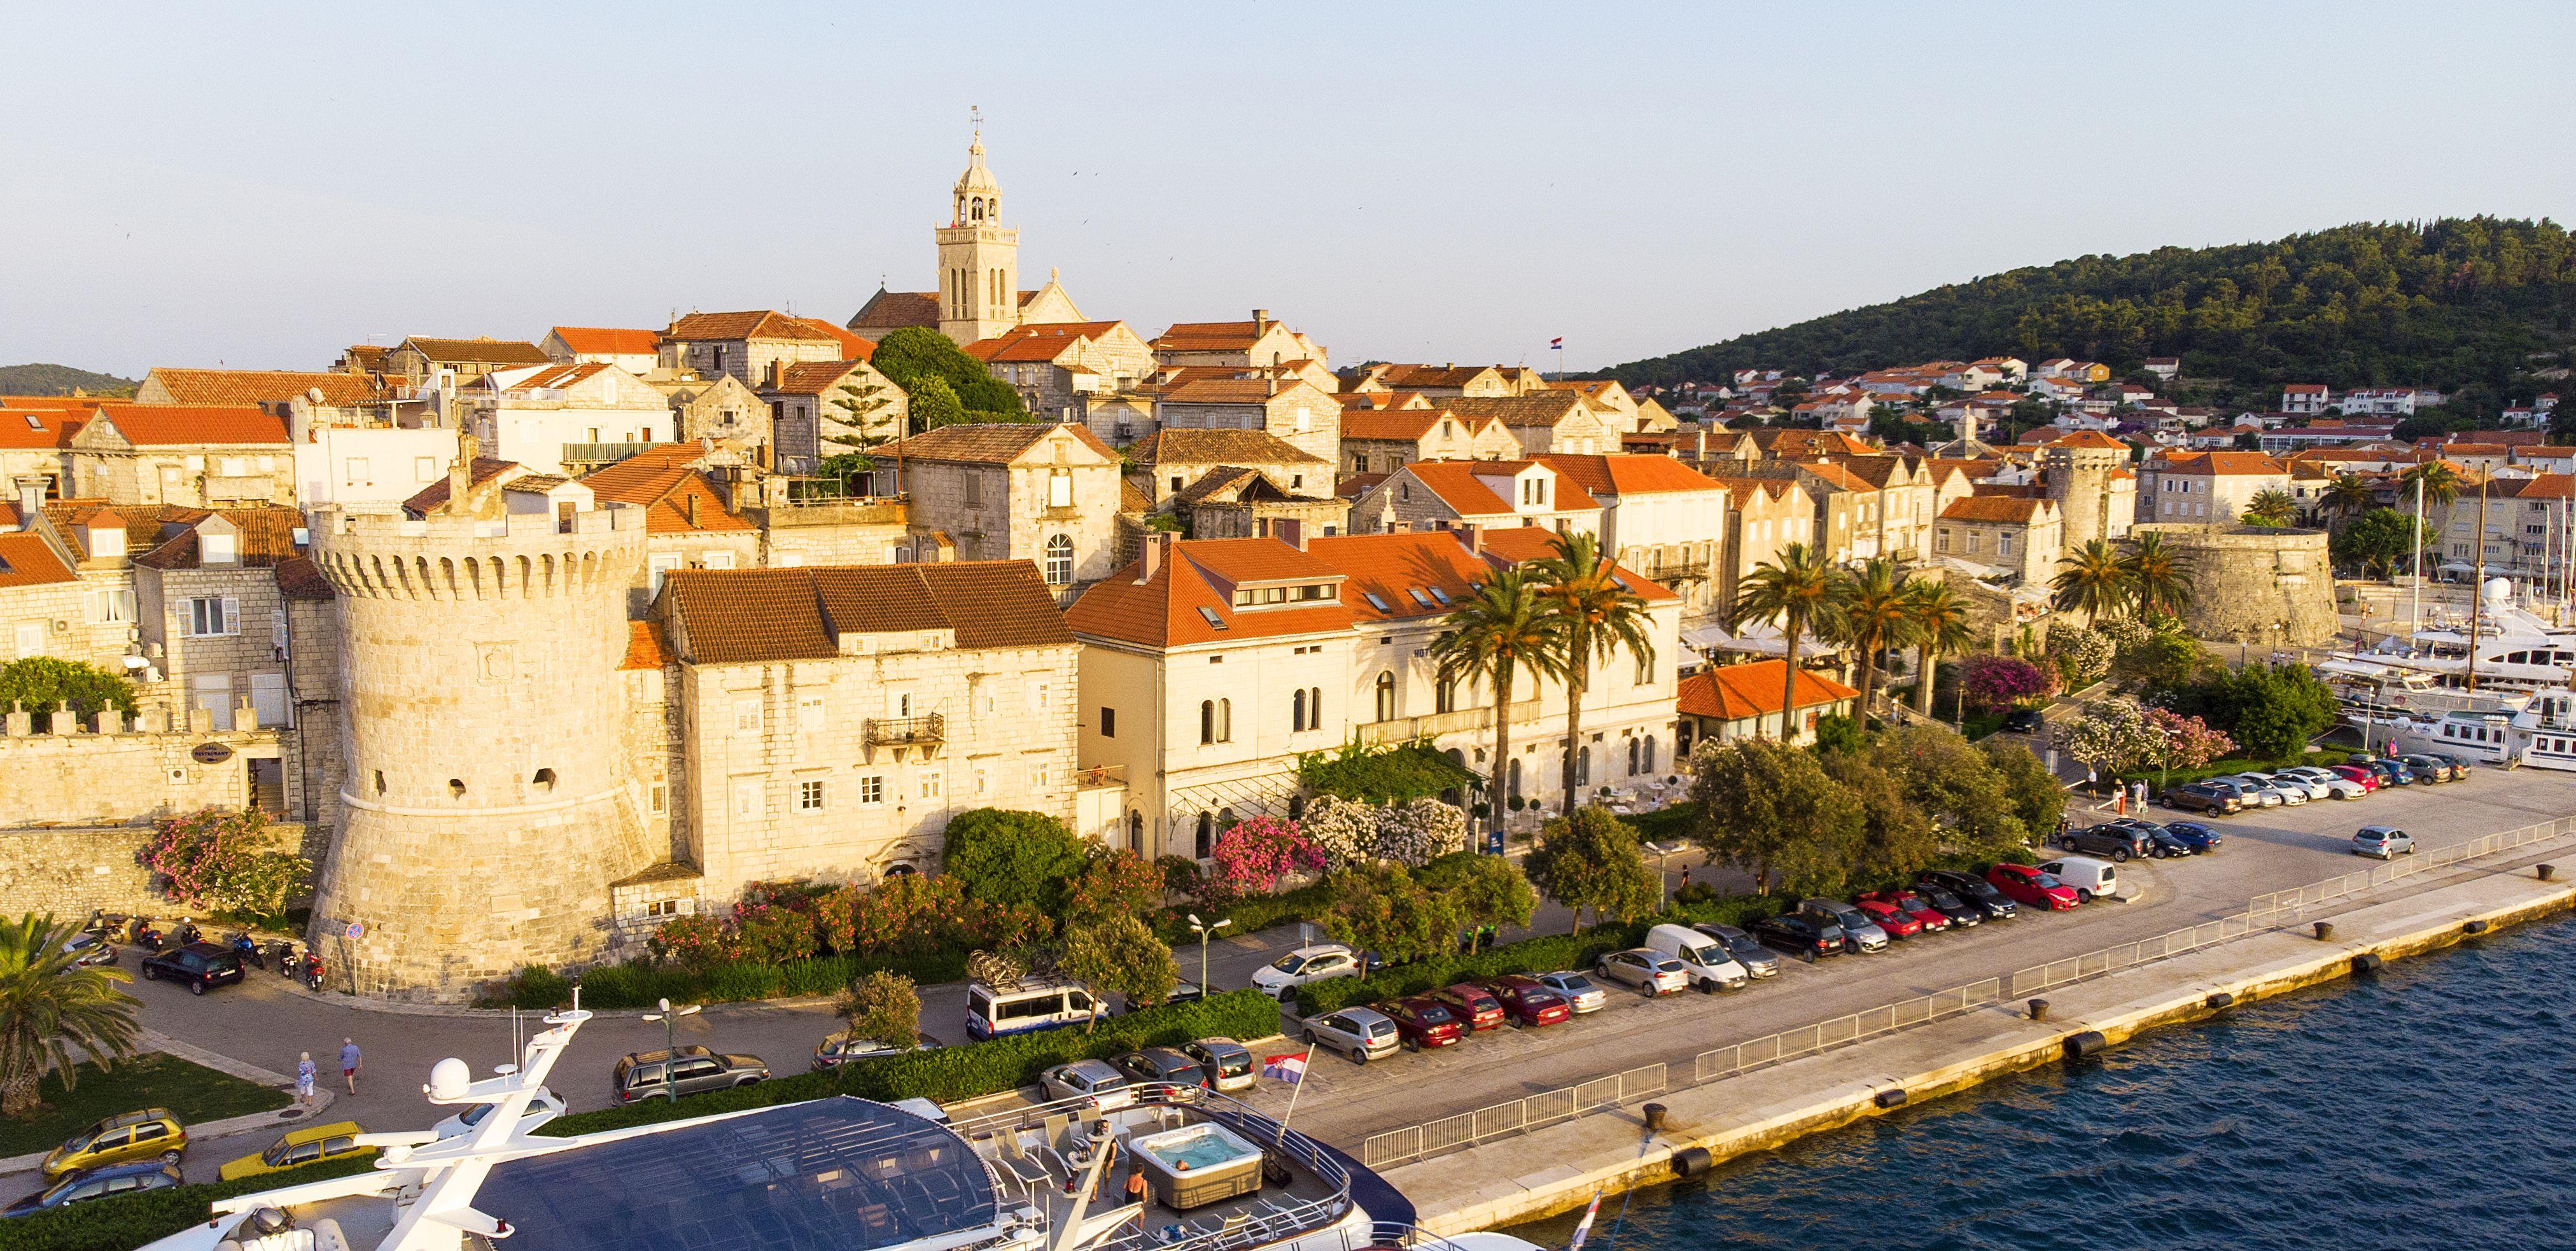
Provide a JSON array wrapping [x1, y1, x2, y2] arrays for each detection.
[[221, 597, 241, 636]]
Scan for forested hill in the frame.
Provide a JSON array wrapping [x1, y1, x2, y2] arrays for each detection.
[[0, 363, 137, 396], [1610, 218, 2576, 411]]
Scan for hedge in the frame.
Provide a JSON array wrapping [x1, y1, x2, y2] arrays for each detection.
[[1149, 882, 1334, 946], [497, 947, 971, 1011], [0, 1149, 379, 1251]]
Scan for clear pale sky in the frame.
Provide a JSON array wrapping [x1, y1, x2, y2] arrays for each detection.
[[4, 2, 2568, 380]]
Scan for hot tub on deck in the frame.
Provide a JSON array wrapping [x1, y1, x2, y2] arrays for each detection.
[[1127, 1121, 1264, 1211]]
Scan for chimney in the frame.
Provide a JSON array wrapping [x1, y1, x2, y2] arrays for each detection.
[[1252, 309, 1270, 335], [1137, 532, 1168, 583], [1458, 523, 1482, 556], [1695, 429, 1707, 463], [15, 480, 38, 531], [1273, 517, 1306, 551], [446, 430, 477, 512]]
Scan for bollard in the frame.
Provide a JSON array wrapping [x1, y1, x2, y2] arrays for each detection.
[[2541, 864, 2557, 882], [2313, 921, 2335, 941], [1642, 1103, 1668, 1133], [1670, 1147, 1712, 1178], [2204, 991, 2236, 1009], [2352, 953, 2384, 974], [1873, 1087, 1909, 1109], [2463, 919, 2490, 935], [2028, 998, 2049, 1022]]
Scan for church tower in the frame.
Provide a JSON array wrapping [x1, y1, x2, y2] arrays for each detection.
[[935, 122, 1019, 346]]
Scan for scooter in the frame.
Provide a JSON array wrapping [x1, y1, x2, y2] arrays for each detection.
[[228, 932, 264, 970], [171, 918, 202, 949], [299, 950, 326, 991], [266, 939, 298, 974], [134, 919, 165, 951]]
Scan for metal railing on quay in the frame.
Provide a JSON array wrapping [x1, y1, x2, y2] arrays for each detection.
[[1361, 813, 2576, 1170]]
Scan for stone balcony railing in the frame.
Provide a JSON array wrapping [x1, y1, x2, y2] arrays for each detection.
[[1357, 699, 1541, 747]]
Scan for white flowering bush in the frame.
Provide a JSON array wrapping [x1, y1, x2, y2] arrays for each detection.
[[1375, 797, 1469, 867], [2046, 622, 2115, 690], [1299, 794, 1376, 873]]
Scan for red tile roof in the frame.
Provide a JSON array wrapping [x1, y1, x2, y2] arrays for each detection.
[[0, 408, 85, 449], [144, 368, 386, 407], [2156, 451, 2286, 476], [768, 360, 871, 396], [1068, 538, 1354, 647], [1474, 527, 1679, 601], [402, 337, 550, 367], [666, 562, 1072, 663], [620, 620, 674, 670], [1403, 461, 1601, 517], [1534, 454, 1723, 496], [90, 403, 290, 447], [2045, 430, 2128, 450], [549, 326, 662, 356], [1939, 494, 2050, 524], [878, 422, 1117, 465], [578, 445, 755, 533], [792, 318, 876, 361], [1340, 410, 1451, 442], [965, 321, 1130, 364], [1152, 320, 1285, 353], [667, 310, 844, 345], [0, 533, 76, 588], [1676, 661, 1857, 720]]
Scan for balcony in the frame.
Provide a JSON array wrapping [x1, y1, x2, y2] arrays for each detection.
[[1357, 699, 1540, 747], [862, 713, 944, 762], [560, 442, 659, 470]]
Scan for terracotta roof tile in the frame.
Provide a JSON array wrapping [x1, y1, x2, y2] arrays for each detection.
[[846, 290, 941, 333], [666, 310, 842, 344], [403, 337, 550, 366], [0, 408, 85, 449], [2045, 430, 2128, 449], [129, 505, 305, 570], [1677, 661, 1857, 720], [1130, 428, 1327, 466], [768, 360, 871, 396], [620, 620, 673, 670], [0, 533, 76, 588], [1439, 393, 1588, 427], [792, 318, 876, 361], [1068, 538, 1353, 648], [1340, 410, 1449, 442], [1473, 527, 1677, 601], [879, 422, 1117, 465], [667, 561, 1071, 664], [402, 458, 520, 516], [144, 368, 386, 408], [549, 326, 663, 356], [579, 445, 756, 533], [1939, 495, 2049, 524], [964, 322, 1129, 364], [1535, 454, 1723, 496], [1152, 321, 1278, 353], [274, 553, 335, 601], [1336, 473, 1388, 501], [92, 403, 289, 447]]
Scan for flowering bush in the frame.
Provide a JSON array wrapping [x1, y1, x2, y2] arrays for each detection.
[[1067, 848, 1164, 925], [2053, 697, 2159, 775], [1204, 816, 1324, 903], [732, 902, 818, 966], [1375, 797, 1467, 866], [2045, 623, 2114, 690], [650, 914, 739, 970], [1298, 795, 1376, 873], [2144, 707, 2236, 769], [1963, 653, 2055, 711], [135, 807, 309, 922]]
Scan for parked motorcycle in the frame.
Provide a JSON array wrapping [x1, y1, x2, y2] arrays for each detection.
[[134, 919, 165, 951], [171, 918, 202, 949], [266, 939, 298, 974], [228, 932, 265, 970], [299, 950, 326, 991]]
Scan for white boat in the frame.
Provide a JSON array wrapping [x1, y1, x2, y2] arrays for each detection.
[[2342, 580, 2576, 694], [2383, 689, 2576, 772], [139, 997, 1483, 1251]]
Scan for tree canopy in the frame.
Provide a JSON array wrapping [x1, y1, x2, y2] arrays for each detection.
[[1523, 807, 1660, 931], [0, 657, 137, 718], [869, 327, 1027, 422], [939, 808, 1087, 912]]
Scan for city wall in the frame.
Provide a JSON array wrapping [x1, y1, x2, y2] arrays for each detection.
[[2129, 522, 2340, 648]]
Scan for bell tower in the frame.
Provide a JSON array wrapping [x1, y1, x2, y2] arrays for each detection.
[[936, 111, 1020, 346]]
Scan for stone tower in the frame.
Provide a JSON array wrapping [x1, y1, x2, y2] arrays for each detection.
[[304, 500, 654, 1001], [2043, 432, 2131, 550], [936, 125, 1019, 346]]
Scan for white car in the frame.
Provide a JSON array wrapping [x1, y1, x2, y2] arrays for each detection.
[[1643, 923, 1749, 993], [2238, 772, 2309, 804], [1040, 1059, 1135, 1110], [1249, 944, 1364, 1000], [2251, 770, 2328, 801], [433, 1087, 564, 1139], [2280, 766, 2367, 800], [1595, 948, 1690, 996], [2216, 775, 2288, 806]]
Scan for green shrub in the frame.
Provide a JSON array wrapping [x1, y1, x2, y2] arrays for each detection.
[[0, 1150, 377, 1251], [500, 949, 969, 1012], [1147, 882, 1333, 944]]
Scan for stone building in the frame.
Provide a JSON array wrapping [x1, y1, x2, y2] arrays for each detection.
[[382, 337, 550, 386], [1745, 459, 1880, 563], [1151, 313, 1329, 374], [1702, 473, 1815, 614], [1441, 393, 1620, 456], [653, 372, 774, 461], [879, 423, 1125, 597], [965, 321, 1158, 421], [67, 405, 296, 508], [1350, 459, 1604, 540], [758, 358, 908, 477], [1, 406, 85, 500], [1350, 363, 1534, 398], [1536, 454, 1730, 613], [664, 311, 868, 390], [1340, 409, 1519, 475], [1152, 378, 1340, 465], [656, 561, 1089, 892], [1131, 429, 1333, 510], [2124, 522, 2339, 648], [845, 130, 1086, 346], [459, 363, 673, 477], [136, 368, 456, 512], [542, 326, 663, 375], [2042, 430, 2137, 547], [1933, 494, 2064, 585], [2137, 449, 2288, 526], [1174, 470, 1351, 540], [579, 444, 766, 615]]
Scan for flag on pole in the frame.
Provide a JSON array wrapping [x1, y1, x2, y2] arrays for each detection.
[[1261, 1052, 1308, 1082], [1564, 1192, 1604, 1251], [1550, 337, 1564, 349]]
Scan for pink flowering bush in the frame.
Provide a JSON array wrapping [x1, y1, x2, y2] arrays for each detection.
[[1205, 815, 1325, 903], [135, 807, 309, 922], [1963, 654, 2055, 711], [732, 902, 818, 965], [649, 914, 739, 970], [2145, 707, 2237, 769]]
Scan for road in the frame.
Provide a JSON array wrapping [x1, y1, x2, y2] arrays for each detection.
[[62, 764, 2570, 1188]]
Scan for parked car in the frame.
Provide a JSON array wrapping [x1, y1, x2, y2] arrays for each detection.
[[58, 933, 116, 970], [1852, 897, 1931, 937], [1040, 1058, 1137, 1107], [1890, 883, 1986, 926], [2055, 824, 2150, 862], [1692, 923, 1786, 974], [2103, 818, 2197, 858], [1798, 899, 1889, 953], [1536, 970, 1612, 1010], [217, 1122, 370, 1182], [1985, 863, 2080, 911], [1250, 944, 1366, 1000], [2228, 773, 2307, 805], [2353, 826, 2416, 859], [2279, 766, 2367, 799], [137, 942, 243, 995], [2202, 778, 2274, 808], [431, 1089, 563, 1140], [1915, 870, 2018, 920], [1595, 948, 1692, 993], [1161, 981, 1206, 1007], [610, 1046, 769, 1104], [2328, 764, 2383, 792], [2155, 820, 2225, 853], [2251, 770, 2331, 802], [2161, 783, 2242, 814], [1746, 914, 1844, 961], [1429, 982, 1507, 1030], [1380, 996, 1468, 1049], [2428, 753, 2476, 778], [2355, 757, 2415, 787], [2001, 708, 2045, 734], [1643, 922, 1749, 990], [2, 1162, 181, 1218], [41, 1110, 184, 1180], [1485, 975, 1574, 1026], [812, 1031, 941, 1070], [1112, 1047, 1208, 1089], [1182, 1038, 1256, 1091], [1860, 890, 1963, 932], [2398, 753, 2458, 783], [2036, 856, 2122, 904], [1301, 1007, 1401, 1065]]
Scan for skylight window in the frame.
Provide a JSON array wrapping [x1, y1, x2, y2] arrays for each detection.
[[1197, 606, 1229, 631], [1408, 589, 1436, 608], [22, 414, 40, 430], [1429, 587, 1452, 606], [1362, 592, 1392, 612]]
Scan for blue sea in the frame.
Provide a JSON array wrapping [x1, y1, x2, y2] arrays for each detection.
[[1508, 912, 2576, 1250]]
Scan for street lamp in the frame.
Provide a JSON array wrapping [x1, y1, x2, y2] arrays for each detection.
[[641, 997, 701, 1104], [1186, 914, 1231, 996], [1643, 841, 1686, 907]]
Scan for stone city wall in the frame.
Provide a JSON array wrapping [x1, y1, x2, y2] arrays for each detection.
[[0, 820, 311, 923], [2127, 522, 2341, 648]]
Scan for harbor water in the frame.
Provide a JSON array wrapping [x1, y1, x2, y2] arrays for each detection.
[[1508, 912, 2576, 1250]]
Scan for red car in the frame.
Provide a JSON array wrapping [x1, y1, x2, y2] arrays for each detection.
[[2328, 764, 2383, 792], [1430, 982, 1506, 1031], [1858, 890, 1952, 932], [1484, 975, 1572, 1028], [1852, 898, 1929, 937], [1986, 863, 2080, 911], [1380, 996, 1467, 1049]]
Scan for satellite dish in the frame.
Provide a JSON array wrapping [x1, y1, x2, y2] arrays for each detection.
[[307, 386, 326, 404], [428, 1057, 471, 1100]]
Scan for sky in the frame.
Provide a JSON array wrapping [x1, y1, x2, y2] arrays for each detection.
[[4, 1, 2571, 380]]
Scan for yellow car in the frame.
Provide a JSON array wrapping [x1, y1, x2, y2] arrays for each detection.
[[41, 1108, 186, 1180], [218, 1121, 372, 1182]]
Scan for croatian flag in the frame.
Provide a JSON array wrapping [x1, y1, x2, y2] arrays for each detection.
[[1550, 337, 1564, 349], [1261, 1052, 1309, 1083]]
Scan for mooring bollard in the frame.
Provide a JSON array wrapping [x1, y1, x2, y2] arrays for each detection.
[[2028, 998, 2049, 1022], [1642, 1103, 1669, 1132], [2313, 921, 2335, 940], [2540, 863, 2556, 882]]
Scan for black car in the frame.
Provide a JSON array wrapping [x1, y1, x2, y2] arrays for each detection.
[[1747, 914, 1844, 960], [2155, 820, 2225, 853], [1903, 885, 1984, 928], [2001, 708, 2045, 734], [1110, 1047, 1208, 1089], [138, 942, 242, 995], [2054, 825, 2152, 863], [1916, 870, 2020, 919], [2107, 818, 2211, 858]]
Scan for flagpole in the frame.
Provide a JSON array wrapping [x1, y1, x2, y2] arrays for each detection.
[[1277, 1051, 1310, 1143]]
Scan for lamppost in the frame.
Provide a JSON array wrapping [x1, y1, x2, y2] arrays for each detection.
[[641, 997, 701, 1104], [1186, 914, 1231, 996], [1643, 841, 1686, 907]]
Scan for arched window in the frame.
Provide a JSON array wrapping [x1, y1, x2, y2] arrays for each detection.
[[1508, 758, 1522, 800], [1576, 746, 1591, 787], [1435, 676, 1456, 714], [1644, 735, 1656, 774], [1375, 671, 1397, 722], [1310, 687, 1322, 728], [1627, 739, 1640, 776], [1043, 534, 1074, 586], [1195, 812, 1213, 858], [1292, 688, 1308, 732], [969, 197, 984, 221], [1217, 699, 1233, 742], [1200, 700, 1215, 745], [1128, 810, 1144, 854]]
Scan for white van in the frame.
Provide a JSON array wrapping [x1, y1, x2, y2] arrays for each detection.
[[967, 979, 1102, 1041], [1644, 923, 1749, 993], [2036, 856, 2122, 904]]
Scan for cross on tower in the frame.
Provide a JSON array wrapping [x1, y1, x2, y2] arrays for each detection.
[[969, 104, 983, 136]]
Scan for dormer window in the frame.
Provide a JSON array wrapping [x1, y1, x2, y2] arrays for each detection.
[[200, 529, 237, 564], [87, 526, 125, 559]]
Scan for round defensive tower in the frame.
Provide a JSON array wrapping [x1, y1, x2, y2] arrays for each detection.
[[305, 503, 654, 1000]]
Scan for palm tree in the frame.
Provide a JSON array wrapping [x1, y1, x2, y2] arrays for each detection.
[[1826, 557, 1916, 724], [2050, 538, 2132, 620], [2123, 531, 2196, 620], [1728, 542, 1849, 741], [2323, 472, 2375, 524], [2243, 488, 2297, 526], [2398, 460, 2463, 626], [1431, 568, 1571, 841], [1, 913, 143, 1117], [1535, 532, 1658, 816], [1904, 579, 1977, 716]]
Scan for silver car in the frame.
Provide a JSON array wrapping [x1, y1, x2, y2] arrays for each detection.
[[1303, 1007, 1401, 1065], [1039, 1059, 1135, 1109], [2227, 773, 2304, 806], [1595, 948, 1690, 995], [1535, 970, 1608, 1013], [2353, 826, 2415, 860], [1692, 923, 1781, 978], [1798, 900, 1889, 953]]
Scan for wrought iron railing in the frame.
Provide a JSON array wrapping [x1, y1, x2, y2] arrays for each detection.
[[864, 713, 945, 746]]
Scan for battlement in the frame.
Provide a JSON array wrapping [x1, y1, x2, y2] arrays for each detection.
[[308, 501, 646, 601]]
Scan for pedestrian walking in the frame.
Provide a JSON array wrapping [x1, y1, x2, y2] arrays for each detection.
[[295, 1052, 316, 1108], [340, 1038, 361, 1094]]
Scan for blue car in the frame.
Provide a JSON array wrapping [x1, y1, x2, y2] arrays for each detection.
[[2355, 757, 2414, 786], [1, 1161, 183, 1218], [2106, 818, 2201, 858], [2159, 821, 2223, 853]]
